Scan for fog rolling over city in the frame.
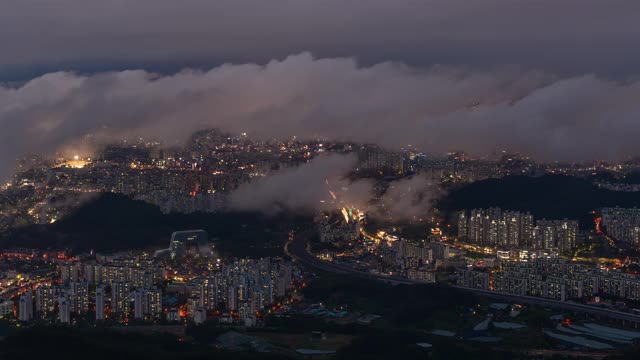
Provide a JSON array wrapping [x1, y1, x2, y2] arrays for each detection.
[[230, 154, 442, 221], [4, 53, 640, 180]]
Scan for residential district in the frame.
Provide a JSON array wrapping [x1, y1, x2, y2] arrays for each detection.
[[5, 132, 640, 356], [0, 230, 296, 327]]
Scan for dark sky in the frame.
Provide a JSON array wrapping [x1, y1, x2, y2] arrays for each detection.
[[1, 0, 640, 179], [1, 0, 639, 79]]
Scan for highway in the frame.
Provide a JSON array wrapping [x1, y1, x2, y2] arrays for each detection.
[[287, 230, 640, 325], [453, 286, 640, 326], [286, 230, 423, 285]]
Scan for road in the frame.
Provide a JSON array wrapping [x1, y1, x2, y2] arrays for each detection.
[[286, 230, 423, 285], [288, 230, 640, 325], [453, 286, 640, 325]]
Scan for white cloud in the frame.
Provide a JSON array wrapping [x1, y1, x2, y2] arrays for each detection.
[[2, 53, 640, 180]]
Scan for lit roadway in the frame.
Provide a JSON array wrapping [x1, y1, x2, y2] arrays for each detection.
[[286, 230, 422, 285], [452, 287, 640, 326], [287, 230, 640, 325]]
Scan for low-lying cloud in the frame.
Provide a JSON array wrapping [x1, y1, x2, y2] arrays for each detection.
[[228, 154, 367, 214], [229, 154, 442, 221], [3, 53, 640, 180], [374, 176, 444, 222]]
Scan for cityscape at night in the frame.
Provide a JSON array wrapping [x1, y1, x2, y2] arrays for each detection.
[[2, 1, 640, 359]]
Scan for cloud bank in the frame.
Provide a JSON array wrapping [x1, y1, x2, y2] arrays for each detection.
[[228, 154, 367, 214], [375, 176, 444, 222], [4, 52, 640, 180], [229, 154, 441, 220]]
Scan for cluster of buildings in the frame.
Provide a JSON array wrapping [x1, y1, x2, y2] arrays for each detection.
[[377, 239, 450, 282], [458, 258, 640, 303], [5, 253, 296, 327], [0, 228, 298, 328], [15, 255, 166, 323], [600, 207, 640, 244], [184, 258, 294, 327], [0, 249, 59, 302], [9, 126, 636, 234], [413, 152, 538, 183], [357, 145, 408, 177], [595, 181, 640, 192], [318, 219, 360, 244], [1, 130, 336, 228], [355, 148, 539, 181], [458, 208, 578, 255]]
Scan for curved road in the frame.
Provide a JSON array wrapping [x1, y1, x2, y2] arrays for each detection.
[[288, 230, 640, 325], [286, 230, 423, 285]]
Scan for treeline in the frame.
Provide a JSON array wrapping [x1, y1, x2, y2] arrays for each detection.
[[439, 175, 640, 228], [0, 193, 312, 258]]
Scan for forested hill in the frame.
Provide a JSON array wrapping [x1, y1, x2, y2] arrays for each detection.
[[0, 193, 310, 257], [439, 175, 640, 223]]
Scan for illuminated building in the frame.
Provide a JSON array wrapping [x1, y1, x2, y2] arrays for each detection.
[[198, 275, 221, 310], [60, 262, 80, 284], [459, 208, 573, 253], [187, 257, 292, 320], [357, 145, 406, 177], [141, 286, 162, 320], [133, 286, 162, 320], [459, 258, 640, 303], [427, 241, 450, 261], [36, 286, 64, 317], [0, 300, 13, 318], [457, 212, 468, 241], [533, 219, 577, 255], [69, 281, 89, 314], [111, 281, 131, 315], [600, 207, 640, 244]]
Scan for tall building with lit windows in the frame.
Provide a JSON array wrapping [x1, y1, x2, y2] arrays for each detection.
[[458, 208, 572, 253], [459, 208, 535, 248], [357, 145, 406, 177], [36, 286, 64, 317], [534, 219, 578, 255], [69, 281, 89, 314], [111, 281, 131, 316], [143, 286, 162, 320], [601, 207, 640, 244]]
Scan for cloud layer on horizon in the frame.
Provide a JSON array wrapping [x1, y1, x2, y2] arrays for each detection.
[[4, 52, 640, 180]]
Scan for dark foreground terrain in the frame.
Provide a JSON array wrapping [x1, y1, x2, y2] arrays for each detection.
[[0, 193, 310, 258]]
